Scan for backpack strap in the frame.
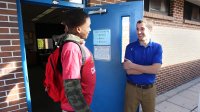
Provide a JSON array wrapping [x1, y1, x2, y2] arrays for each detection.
[[57, 40, 87, 73], [61, 40, 86, 65]]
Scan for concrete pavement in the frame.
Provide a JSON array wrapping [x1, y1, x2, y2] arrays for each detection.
[[155, 77, 200, 112]]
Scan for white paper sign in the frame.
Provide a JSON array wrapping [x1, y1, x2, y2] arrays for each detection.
[[94, 46, 111, 61], [93, 29, 111, 45]]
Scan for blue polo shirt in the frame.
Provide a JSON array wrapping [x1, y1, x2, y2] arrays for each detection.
[[125, 40, 163, 85]]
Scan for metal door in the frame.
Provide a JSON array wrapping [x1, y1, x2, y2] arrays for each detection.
[[84, 1, 143, 112]]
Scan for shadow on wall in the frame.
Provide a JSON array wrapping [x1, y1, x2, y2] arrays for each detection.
[[0, 62, 61, 112], [0, 62, 28, 111]]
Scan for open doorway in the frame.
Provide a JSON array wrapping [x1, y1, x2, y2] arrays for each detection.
[[21, 3, 70, 112]]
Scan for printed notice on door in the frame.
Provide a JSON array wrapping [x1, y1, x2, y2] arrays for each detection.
[[93, 29, 111, 45], [94, 46, 111, 61]]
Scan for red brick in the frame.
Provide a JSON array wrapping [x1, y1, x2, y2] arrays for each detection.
[[13, 51, 21, 56], [9, 16, 17, 22], [0, 63, 13, 69], [0, 92, 6, 97], [11, 108, 28, 112], [88, 0, 101, 6], [15, 72, 23, 78], [19, 102, 27, 108], [0, 85, 16, 93], [6, 88, 18, 95], [0, 35, 19, 39], [0, 105, 19, 112], [1, 46, 20, 51], [6, 94, 18, 102], [0, 28, 9, 33], [7, 88, 25, 95], [5, 77, 24, 85], [0, 52, 12, 57], [9, 100, 21, 106], [0, 9, 17, 15], [0, 102, 7, 108], [19, 87, 26, 93], [10, 28, 19, 33], [0, 2, 6, 8], [8, 3, 16, 9], [4, 67, 23, 74], [15, 62, 22, 67], [0, 15, 8, 21], [12, 40, 20, 45], [0, 74, 15, 80], [106, 0, 113, 2], [0, 22, 18, 27], [18, 83, 25, 88], [12, 98, 26, 104], [0, 80, 4, 86], [2, 57, 22, 63], [0, 40, 11, 45], [19, 92, 26, 98]]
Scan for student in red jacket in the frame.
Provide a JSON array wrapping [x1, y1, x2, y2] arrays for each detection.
[[60, 9, 96, 112]]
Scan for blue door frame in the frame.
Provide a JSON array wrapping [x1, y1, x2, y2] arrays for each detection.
[[16, 0, 86, 112], [16, 0, 143, 111], [16, 0, 32, 111]]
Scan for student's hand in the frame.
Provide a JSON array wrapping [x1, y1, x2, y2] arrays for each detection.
[[123, 58, 133, 70]]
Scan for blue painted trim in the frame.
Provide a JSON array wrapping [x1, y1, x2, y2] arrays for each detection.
[[83, 0, 87, 7], [22, 0, 85, 8], [16, 0, 32, 112]]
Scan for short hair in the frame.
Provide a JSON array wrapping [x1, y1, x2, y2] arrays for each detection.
[[62, 9, 89, 29], [137, 19, 153, 31]]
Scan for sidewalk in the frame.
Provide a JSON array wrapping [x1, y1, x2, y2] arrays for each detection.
[[155, 77, 200, 112]]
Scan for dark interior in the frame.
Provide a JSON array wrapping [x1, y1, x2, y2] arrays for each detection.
[[21, 3, 69, 112]]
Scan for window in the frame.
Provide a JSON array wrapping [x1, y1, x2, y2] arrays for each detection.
[[144, 0, 170, 15], [184, 1, 200, 22], [37, 38, 53, 50], [191, 6, 200, 21]]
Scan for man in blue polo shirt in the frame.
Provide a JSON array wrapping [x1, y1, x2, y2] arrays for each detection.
[[123, 19, 163, 112]]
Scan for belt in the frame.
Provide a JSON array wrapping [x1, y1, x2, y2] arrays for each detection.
[[127, 81, 154, 89]]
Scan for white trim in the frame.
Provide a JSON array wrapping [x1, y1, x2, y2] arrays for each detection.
[[0, 1, 16, 4]]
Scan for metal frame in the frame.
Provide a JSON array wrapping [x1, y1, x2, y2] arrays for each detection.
[[16, 0, 87, 111], [16, 0, 32, 111]]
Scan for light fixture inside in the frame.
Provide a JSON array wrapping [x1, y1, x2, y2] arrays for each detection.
[[32, 7, 56, 22]]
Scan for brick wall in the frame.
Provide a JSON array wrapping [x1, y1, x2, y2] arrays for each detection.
[[0, 0, 28, 111], [156, 59, 200, 94], [170, 0, 184, 23], [151, 26, 200, 94], [144, 0, 200, 30], [144, 0, 200, 94]]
